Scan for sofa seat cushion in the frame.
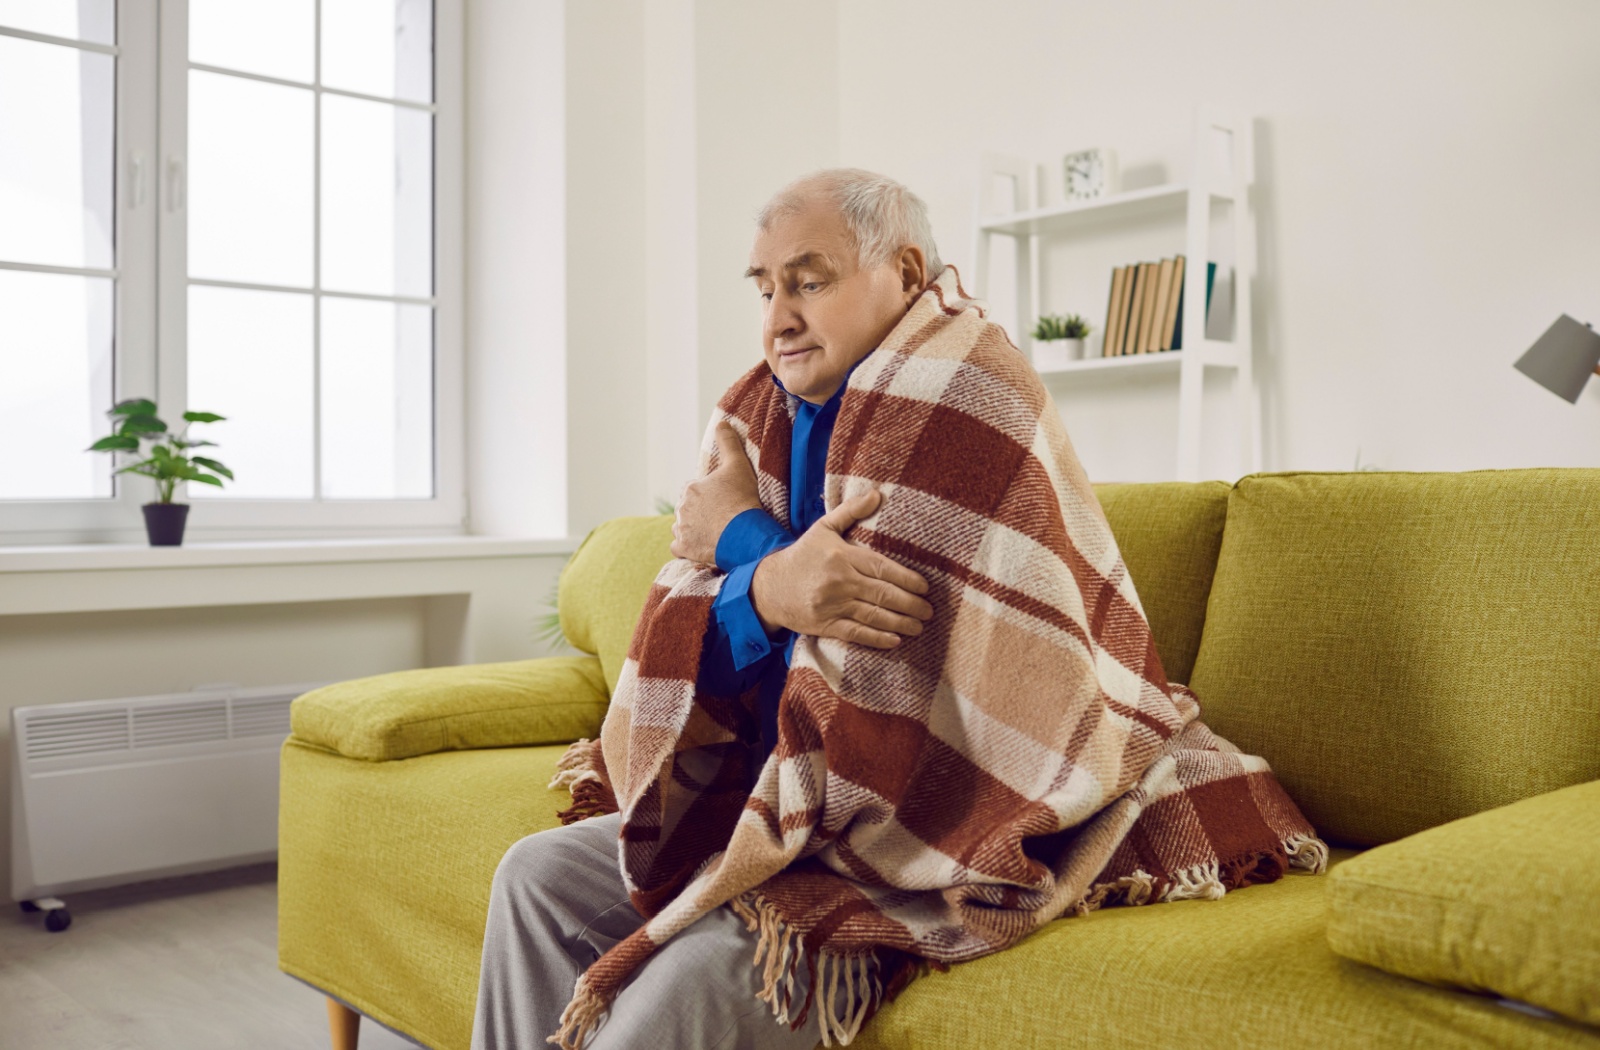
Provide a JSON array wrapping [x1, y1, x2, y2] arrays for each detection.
[[1188, 467, 1600, 847], [279, 739, 576, 1050], [289, 656, 608, 761], [854, 850, 1596, 1050], [1327, 779, 1600, 1027]]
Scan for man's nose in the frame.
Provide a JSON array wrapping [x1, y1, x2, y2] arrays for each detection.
[[764, 288, 803, 342]]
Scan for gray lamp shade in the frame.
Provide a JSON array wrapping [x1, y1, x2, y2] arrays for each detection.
[[1513, 314, 1600, 404]]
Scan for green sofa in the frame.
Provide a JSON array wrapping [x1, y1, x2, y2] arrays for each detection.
[[279, 469, 1600, 1049]]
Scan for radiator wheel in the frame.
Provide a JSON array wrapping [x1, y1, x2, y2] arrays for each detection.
[[45, 908, 71, 933]]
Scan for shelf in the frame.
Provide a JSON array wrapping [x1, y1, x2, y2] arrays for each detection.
[[1034, 342, 1242, 377], [978, 183, 1233, 237]]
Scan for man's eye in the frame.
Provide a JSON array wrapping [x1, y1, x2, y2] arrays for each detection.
[[802, 282, 822, 292], [760, 291, 773, 302]]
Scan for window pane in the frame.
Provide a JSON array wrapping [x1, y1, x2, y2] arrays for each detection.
[[320, 95, 431, 297], [0, 0, 114, 44], [187, 286, 314, 499], [0, 36, 114, 269], [188, 0, 313, 83], [320, 298, 432, 499], [0, 270, 113, 499], [188, 70, 313, 287], [322, 0, 432, 103]]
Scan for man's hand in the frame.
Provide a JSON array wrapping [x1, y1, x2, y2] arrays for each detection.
[[670, 421, 762, 565], [750, 489, 933, 649]]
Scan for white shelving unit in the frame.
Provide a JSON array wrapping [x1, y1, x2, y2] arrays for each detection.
[[972, 111, 1261, 482]]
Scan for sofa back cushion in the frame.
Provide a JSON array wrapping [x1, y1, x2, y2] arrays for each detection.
[[558, 481, 1229, 701], [559, 515, 675, 694], [1092, 481, 1231, 687], [1188, 468, 1600, 848]]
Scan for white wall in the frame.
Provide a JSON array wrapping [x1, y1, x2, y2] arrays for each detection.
[[692, 0, 840, 439], [464, 0, 569, 536], [835, 0, 1600, 480]]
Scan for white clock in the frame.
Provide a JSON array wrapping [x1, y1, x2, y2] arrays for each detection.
[[1062, 148, 1118, 202]]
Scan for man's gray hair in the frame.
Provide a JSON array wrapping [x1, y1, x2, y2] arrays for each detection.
[[757, 168, 943, 277]]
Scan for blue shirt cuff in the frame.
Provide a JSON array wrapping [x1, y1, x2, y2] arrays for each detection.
[[714, 556, 790, 672], [715, 508, 792, 573]]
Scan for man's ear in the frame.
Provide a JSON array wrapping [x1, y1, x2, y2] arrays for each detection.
[[896, 245, 928, 300]]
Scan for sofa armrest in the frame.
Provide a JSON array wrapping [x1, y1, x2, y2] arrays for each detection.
[[1325, 778, 1600, 1027], [289, 655, 609, 761]]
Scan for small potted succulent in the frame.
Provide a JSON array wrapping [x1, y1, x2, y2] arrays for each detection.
[[1031, 313, 1093, 370], [86, 398, 232, 546]]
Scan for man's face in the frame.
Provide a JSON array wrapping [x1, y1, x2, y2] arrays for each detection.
[[747, 201, 917, 405]]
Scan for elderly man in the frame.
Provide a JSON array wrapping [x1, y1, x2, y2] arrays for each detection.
[[471, 169, 942, 1050], [472, 169, 1320, 1050]]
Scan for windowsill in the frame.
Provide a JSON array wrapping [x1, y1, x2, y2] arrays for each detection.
[[0, 534, 579, 574]]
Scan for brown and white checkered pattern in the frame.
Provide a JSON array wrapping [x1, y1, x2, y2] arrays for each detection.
[[549, 266, 1325, 1048]]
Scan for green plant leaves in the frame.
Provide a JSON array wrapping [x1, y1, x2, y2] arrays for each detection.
[[110, 398, 157, 417], [190, 456, 233, 479], [118, 414, 168, 435], [86, 398, 230, 491]]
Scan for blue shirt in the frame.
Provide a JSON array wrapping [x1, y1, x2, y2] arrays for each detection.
[[699, 360, 858, 765]]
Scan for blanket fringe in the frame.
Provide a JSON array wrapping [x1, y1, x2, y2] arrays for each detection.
[[1068, 870, 1156, 916], [545, 978, 608, 1050], [734, 891, 885, 1047], [1284, 833, 1330, 874], [1159, 860, 1227, 903], [549, 738, 595, 779], [548, 738, 617, 825], [1071, 832, 1331, 917]]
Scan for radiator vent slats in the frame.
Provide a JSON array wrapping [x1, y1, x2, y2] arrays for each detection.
[[24, 711, 131, 759], [19, 688, 307, 764], [231, 696, 293, 739], [132, 702, 229, 748]]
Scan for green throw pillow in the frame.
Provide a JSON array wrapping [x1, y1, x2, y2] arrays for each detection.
[[1326, 778, 1600, 1027], [290, 656, 609, 761]]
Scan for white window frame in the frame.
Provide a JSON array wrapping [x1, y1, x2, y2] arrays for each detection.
[[0, 0, 464, 545]]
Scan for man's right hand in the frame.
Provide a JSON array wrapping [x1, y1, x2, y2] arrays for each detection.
[[749, 489, 933, 649]]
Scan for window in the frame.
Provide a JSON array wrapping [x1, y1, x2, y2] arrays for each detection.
[[0, 0, 461, 543]]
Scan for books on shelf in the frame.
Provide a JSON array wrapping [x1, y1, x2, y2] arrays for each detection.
[[1099, 256, 1216, 356]]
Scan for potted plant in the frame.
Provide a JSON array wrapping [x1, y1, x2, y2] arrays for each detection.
[[1030, 313, 1094, 370], [86, 398, 232, 546]]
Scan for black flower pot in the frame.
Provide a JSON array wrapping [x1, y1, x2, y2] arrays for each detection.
[[142, 502, 191, 546]]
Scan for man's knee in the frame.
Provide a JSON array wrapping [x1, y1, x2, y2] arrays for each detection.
[[488, 815, 624, 911], [493, 831, 553, 888]]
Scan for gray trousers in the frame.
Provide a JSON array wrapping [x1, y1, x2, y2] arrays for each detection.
[[471, 813, 825, 1050]]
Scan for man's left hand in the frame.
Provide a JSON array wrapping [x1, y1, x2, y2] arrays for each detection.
[[670, 421, 762, 565]]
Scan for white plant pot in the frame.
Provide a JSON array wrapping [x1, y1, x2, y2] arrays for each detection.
[[1032, 338, 1084, 371]]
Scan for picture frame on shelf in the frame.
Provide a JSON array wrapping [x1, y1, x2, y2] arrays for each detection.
[[977, 152, 1035, 216]]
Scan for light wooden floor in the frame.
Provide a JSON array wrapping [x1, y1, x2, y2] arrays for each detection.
[[0, 864, 418, 1050]]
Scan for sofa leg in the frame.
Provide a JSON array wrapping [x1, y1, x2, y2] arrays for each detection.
[[327, 997, 360, 1050]]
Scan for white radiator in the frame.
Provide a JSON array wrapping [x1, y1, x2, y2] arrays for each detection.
[[10, 682, 327, 902]]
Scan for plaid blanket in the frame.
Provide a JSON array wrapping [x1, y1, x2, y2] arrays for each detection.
[[550, 265, 1325, 1048]]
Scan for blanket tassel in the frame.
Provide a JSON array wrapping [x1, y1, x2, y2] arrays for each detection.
[[734, 892, 885, 1047], [546, 978, 609, 1050], [548, 739, 618, 825], [1284, 833, 1329, 874]]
